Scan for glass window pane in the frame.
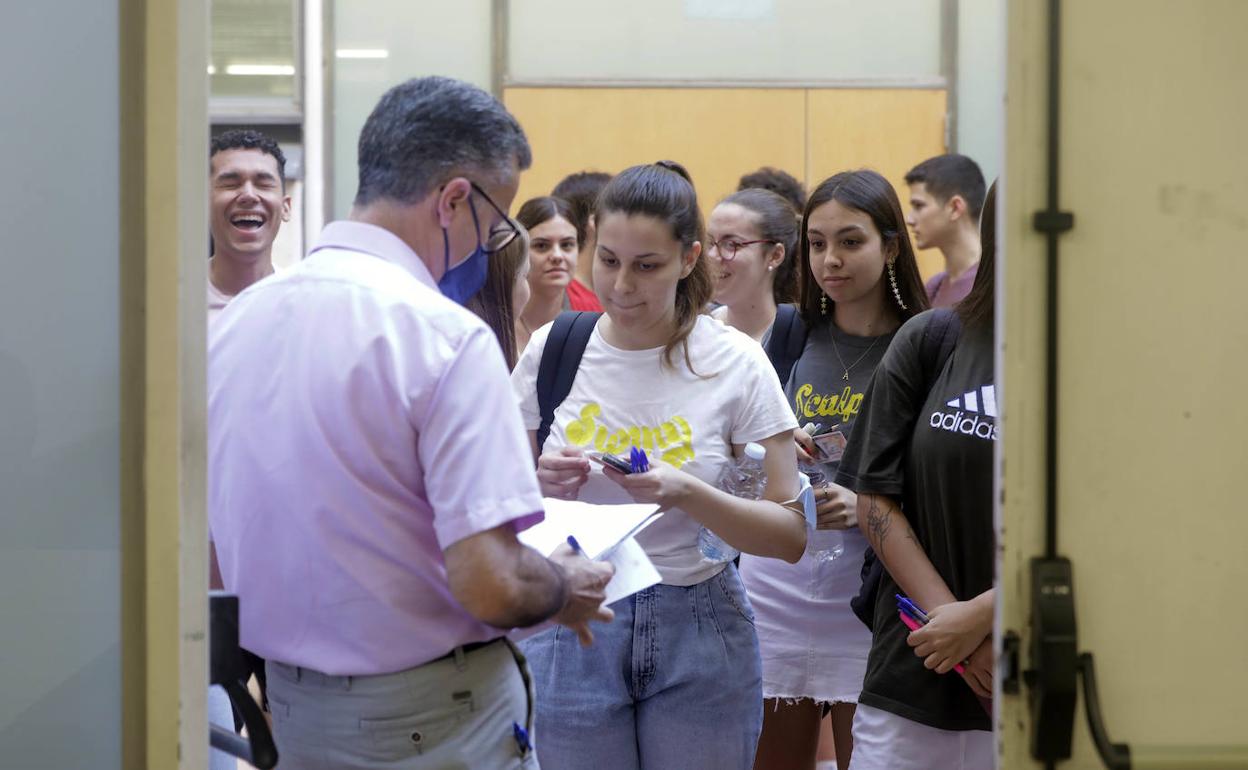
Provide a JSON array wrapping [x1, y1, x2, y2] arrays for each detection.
[[210, 0, 299, 102], [508, 0, 942, 83]]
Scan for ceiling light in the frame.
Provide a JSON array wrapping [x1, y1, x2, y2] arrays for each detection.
[[225, 64, 296, 76], [336, 49, 389, 59], [207, 65, 217, 74]]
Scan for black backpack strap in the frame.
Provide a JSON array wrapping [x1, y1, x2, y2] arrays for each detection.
[[918, 308, 962, 388], [535, 311, 601, 451], [763, 304, 807, 388]]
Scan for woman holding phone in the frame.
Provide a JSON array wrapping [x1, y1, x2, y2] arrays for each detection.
[[511, 161, 807, 769]]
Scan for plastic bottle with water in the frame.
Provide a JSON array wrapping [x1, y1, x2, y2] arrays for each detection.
[[700, 442, 768, 562], [801, 466, 845, 567]]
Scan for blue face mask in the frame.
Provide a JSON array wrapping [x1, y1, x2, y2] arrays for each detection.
[[437, 195, 490, 306]]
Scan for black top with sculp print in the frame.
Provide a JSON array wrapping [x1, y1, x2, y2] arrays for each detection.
[[835, 310, 996, 732]]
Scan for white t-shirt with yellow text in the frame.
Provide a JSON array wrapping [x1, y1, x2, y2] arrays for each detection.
[[512, 314, 798, 586]]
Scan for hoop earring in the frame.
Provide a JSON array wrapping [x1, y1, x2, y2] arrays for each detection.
[[888, 261, 908, 311], [820, 293, 828, 316]]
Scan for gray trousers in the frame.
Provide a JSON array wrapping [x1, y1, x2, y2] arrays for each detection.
[[265, 639, 538, 769]]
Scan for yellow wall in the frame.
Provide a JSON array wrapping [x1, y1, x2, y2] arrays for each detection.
[[1001, 1, 1248, 766], [505, 86, 949, 279]]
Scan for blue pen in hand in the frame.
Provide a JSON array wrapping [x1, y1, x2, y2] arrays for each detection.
[[896, 594, 930, 624], [629, 446, 651, 473], [566, 535, 585, 557]]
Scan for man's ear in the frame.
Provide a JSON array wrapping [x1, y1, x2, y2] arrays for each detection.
[[681, 240, 702, 278], [435, 177, 473, 229], [281, 194, 292, 222], [948, 194, 968, 222]]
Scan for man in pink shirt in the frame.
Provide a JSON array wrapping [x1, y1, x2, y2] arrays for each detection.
[[904, 154, 987, 308], [209, 77, 613, 769]]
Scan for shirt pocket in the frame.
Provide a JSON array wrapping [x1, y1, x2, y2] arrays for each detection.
[[358, 699, 473, 760]]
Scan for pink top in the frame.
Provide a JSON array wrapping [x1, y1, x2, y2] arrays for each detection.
[[208, 221, 544, 675], [924, 262, 979, 309]]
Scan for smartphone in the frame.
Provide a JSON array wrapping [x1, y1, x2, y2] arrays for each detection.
[[589, 452, 635, 474]]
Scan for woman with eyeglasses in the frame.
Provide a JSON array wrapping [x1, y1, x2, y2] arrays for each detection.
[[706, 188, 801, 346], [740, 170, 929, 770], [511, 161, 808, 769], [514, 196, 581, 354]]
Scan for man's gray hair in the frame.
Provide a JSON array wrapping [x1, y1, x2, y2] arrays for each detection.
[[354, 76, 532, 206]]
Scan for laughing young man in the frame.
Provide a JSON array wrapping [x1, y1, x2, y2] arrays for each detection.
[[208, 129, 291, 324]]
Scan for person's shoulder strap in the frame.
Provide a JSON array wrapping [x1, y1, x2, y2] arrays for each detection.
[[763, 304, 807, 388], [918, 308, 962, 389], [536, 311, 601, 451]]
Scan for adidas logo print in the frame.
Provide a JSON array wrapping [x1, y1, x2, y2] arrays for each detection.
[[930, 384, 999, 440], [945, 385, 997, 418]]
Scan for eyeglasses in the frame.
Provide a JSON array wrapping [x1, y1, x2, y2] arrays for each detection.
[[468, 180, 521, 255], [706, 238, 776, 261]]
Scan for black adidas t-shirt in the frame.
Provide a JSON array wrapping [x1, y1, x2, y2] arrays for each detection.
[[835, 310, 996, 732]]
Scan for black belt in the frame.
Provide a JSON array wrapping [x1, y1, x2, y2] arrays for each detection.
[[430, 636, 504, 665]]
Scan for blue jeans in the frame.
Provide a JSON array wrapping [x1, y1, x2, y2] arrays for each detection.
[[521, 563, 763, 769]]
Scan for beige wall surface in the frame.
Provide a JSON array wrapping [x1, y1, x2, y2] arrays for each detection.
[[1001, 1, 1248, 767], [506, 86, 948, 279]]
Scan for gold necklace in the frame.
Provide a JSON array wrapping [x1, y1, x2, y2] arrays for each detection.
[[828, 323, 883, 381]]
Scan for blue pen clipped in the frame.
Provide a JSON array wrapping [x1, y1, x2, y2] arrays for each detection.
[[512, 721, 532, 756]]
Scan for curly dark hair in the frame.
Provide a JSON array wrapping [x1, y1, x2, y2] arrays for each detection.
[[210, 129, 287, 184]]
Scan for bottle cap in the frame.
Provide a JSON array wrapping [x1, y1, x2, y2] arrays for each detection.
[[745, 442, 766, 460]]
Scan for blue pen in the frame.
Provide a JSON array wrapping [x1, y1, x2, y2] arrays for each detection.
[[630, 446, 650, 473], [896, 595, 930, 624], [567, 535, 585, 556], [513, 721, 532, 754], [898, 601, 926, 627]]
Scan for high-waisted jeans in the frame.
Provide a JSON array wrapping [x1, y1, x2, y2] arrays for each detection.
[[521, 563, 763, 770]]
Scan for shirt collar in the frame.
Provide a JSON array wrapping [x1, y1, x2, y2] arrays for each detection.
[[311, 220, 437, 290]]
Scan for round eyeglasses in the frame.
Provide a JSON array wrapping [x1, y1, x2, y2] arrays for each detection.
[[706, 238, 777, 261]]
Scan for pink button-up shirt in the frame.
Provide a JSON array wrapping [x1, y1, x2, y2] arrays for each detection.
[[209, 221, 544, 675]]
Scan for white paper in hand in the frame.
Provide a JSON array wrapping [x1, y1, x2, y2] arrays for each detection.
[[518, 498, 664, 605], [600, 536, 661, 605]]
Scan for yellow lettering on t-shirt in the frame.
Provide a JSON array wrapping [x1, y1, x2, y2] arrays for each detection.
[[562, 403, 697, 469], [566, 403, 602, 445], [793, 383, 865, 424]]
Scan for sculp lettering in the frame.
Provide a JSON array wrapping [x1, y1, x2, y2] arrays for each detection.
[[793, 383, 864, 424]]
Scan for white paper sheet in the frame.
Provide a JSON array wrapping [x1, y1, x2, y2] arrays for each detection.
[[518, 498, 662, 559], [600, 535, 662, 606], [516, 498, 665, 606]]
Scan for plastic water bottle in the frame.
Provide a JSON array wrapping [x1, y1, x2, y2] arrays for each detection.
[[800, 466, 845, 566], [701, 442, 767, 562]]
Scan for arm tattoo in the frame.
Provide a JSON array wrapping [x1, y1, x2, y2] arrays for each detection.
[[865, 495, 892, 550], [865, 495, 921, 552]]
